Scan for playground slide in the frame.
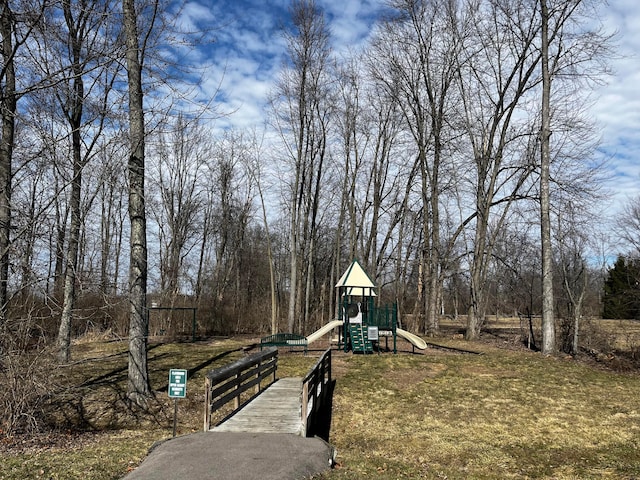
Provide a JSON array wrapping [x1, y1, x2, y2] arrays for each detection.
[[306, 320, 343, 345], [396, 328, 427, 350]]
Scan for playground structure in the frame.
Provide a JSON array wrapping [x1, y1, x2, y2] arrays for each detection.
[[305, 259, 426, 353]]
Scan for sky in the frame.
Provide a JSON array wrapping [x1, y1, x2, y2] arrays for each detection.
[[184, 0, 640, 211], [591, 0, 640, 204]]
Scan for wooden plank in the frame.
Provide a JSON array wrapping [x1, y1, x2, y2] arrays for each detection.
[[211, 377, 304, 436]]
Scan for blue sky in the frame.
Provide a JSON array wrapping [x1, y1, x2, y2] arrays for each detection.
[[178, 0, 385, 127], [184, 0, 640, 210], [592, 0, 640, 204]]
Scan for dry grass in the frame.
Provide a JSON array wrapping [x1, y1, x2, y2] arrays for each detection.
[[323, 346, 640, 479], [1, 337, 250, 479], [1, 429, 164, 480], [594, 320, 640, 353], [1, 335, 639, 480]]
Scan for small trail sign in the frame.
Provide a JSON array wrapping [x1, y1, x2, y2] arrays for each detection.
[[168, 369, 187, 398], [169, 369, 187, 437]]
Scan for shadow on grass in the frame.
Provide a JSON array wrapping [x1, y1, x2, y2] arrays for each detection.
[[77, 343, 166, 388], [153, 347, 243, 394], [49, 346, 243, 431]]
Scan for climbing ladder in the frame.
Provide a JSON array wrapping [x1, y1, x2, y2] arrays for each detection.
[[349, 323, 373, 353]]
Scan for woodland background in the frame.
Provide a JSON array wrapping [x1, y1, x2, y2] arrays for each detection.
[[1, 0, 640, 427]]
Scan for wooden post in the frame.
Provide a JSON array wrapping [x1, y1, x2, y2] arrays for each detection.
[[301, 381, 309, 436], [172, 398, 178, 437], [255, 359, 261, 395], [203, 377, 211, 431], [313, 371, 319, 418], [272, 355, 277, 384], [234, 372, 240, 410]]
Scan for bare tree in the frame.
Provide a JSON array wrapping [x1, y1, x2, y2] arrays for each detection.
[[616, 196, 640, 256], [17, 89, 68, 301], [455, 0, 541, 340], [333, 57, 364, 270], [370, 0, 465, 335], [50, 0, 123, 362], [0, 2, 17, 327], [245, 131, 279, 333], [334, 54, 411, 290], [537, 0, 611, 353], [123, 0, 154, 403], [56, 0, 86, 362], [556, 206, 589, 355], [205, 133, 254, 317], [539, 0, 556, 354], [150, 115, 208, 303], [0, 1, 50, 343], [98, 140, 128, 296], [272, 0, 333, 333]]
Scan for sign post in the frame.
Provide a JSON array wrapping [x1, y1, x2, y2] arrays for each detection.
[[168, 369, 187, 437]]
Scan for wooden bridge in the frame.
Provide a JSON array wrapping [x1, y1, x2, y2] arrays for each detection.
[[203, 347, 332, 438]]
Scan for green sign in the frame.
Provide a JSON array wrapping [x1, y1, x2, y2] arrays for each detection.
[[168, 369, 187, 398]]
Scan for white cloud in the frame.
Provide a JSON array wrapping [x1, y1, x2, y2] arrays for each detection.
[[592, 0, 640, 206], [178, 2, 217, 31], [196, 0, 386, 132], [189, 0, 640, 211], [186, 1, 292, 127], [320, 0, 383, 51]]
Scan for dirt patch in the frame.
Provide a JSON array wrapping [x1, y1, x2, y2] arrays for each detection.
[[388, 364, 448, 390], [330, 356, 351, 380], [459, 364, 517, 378]]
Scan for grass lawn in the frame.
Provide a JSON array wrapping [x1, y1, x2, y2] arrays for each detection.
[[1, 335, 639, 479], [325, 346, 640, 479]]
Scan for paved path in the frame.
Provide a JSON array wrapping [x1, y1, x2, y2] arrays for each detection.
[[123, 377, 334, 479], [212, 377, 304, 435], [122, 431, 334, 480]]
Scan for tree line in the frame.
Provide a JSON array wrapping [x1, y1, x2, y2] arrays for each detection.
[[1, 0, 636, 413]]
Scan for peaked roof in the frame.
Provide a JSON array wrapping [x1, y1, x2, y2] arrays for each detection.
[[335, 259, 376, 289]]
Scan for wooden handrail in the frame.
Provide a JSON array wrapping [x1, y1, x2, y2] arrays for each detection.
[[203, 347, 278, 431], [301, 348, 332, 436]]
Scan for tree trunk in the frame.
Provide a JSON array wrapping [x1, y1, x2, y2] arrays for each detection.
[[0, 2, 16, 327], [253, 168, 278, 333], [114, 196, 124, 295], [19, 181, 37, 298], [57, 140, 82, 363], [466, 179, 490, 340], [57, 4, 86, 363], [540, 0, 555, 355], [466, 275, 484, 340], [123, 0, 150, 402], [53, 192, 68, 299], [195, 212, 209, 302], [572, 300, 581, 356]]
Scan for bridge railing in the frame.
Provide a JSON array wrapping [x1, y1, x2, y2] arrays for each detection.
[[301, 348, 332, 436], [203, 347, 278, 431]]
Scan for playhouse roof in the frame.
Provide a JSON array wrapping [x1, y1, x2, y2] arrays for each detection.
[[335, 259, 376, 290]]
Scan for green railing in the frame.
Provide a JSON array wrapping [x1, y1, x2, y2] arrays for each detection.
[[340, 301, 398, 353], [368, 303, 397, 330]]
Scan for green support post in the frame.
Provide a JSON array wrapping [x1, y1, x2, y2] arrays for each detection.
[[393, 302, 397, 354]]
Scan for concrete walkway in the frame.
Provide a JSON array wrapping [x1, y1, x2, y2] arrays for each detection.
[[122, 431, 334, 480]]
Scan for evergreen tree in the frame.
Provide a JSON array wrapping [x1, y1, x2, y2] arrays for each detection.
[[602, 256, 640, 319]]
